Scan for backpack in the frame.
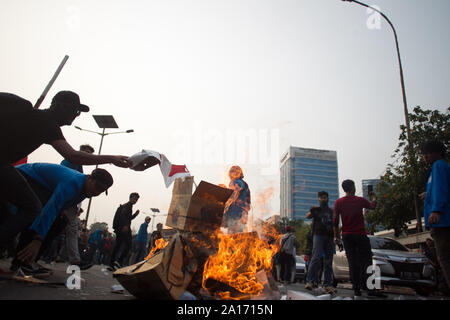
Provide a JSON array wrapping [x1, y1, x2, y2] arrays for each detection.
[[112, 204, 123, 231], [281, 234, 293, 254]]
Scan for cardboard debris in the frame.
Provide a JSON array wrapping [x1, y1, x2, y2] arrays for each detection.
[[166, 180, 233, 232], [113, 233, 198, 300], [286, 290, 319, 300]]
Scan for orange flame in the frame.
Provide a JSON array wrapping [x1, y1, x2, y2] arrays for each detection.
[[144, 238, 169, 260], [202, 226, 281, 299]]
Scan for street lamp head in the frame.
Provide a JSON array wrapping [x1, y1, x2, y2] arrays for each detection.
[[126, 129, 134, 133]]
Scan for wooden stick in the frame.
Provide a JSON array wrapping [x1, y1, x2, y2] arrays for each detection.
[[34, 55, 69, 109]]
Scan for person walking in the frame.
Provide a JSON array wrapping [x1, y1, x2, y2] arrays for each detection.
[[110, 192, 140, 269], [305, 191, 336, 294], [420, 140, 450, 293], [134, 216, 151, 264], [333, 179, 386, 298], [0, 91, 130, 246]]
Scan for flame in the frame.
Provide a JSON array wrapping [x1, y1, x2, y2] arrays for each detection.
[[202, 226, 281, 299], [144, 238, 169, 260]]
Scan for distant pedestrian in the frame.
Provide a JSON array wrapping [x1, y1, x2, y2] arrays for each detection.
[[149, 223, 164, 249], [87, 229, 103, 264], [110, 192, 140, 269], [279, 225, 296, 285], [305, 191, 336, 294], [420, 140, 450, 292], [333, 179, 386, 298], [134, 216, 151, 263], [222, 166, 251, 234]]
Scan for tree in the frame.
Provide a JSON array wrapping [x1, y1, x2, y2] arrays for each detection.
[[89, 221, 108, 232], [366, 106, 449, 235]]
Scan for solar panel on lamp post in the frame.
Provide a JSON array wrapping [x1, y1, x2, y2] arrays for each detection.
[[74, 115, 134, 229]]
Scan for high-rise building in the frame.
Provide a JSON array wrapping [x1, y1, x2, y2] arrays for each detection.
[[280, 146, 339, 221], [362, 179, 381, 200]]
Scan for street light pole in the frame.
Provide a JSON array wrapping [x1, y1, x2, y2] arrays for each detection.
[[74, 124, 134, 229], [342, 0, 422, 231]]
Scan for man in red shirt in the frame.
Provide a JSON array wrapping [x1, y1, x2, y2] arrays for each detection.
[[333, 179, 386, 298]]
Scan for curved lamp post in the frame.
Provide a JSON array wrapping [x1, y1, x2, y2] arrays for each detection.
[[341, 0, 422, 231]]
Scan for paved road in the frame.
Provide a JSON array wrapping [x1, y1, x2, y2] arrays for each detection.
[[1, 258, 448, 300], [0, 258, 134, 300]]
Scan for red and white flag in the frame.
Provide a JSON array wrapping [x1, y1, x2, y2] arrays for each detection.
[[129, 150, 191, 188]]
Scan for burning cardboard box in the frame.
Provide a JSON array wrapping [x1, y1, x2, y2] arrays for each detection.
[[166, 179, 233, 232], [113, 233, 198, 300]]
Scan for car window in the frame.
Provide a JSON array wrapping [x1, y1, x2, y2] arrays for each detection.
[[295, 256, 303, 263], [369, 237, 408, 251]]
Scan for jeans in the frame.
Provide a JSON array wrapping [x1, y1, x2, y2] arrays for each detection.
[[431, 227, 450, 289], [63, 206, 81, 264], [342, 234, 372, 291], [110, 230, 132, 266], [0, 164, 42, 245], [278, 252, 295, 282], [306, 235, 334, 286]]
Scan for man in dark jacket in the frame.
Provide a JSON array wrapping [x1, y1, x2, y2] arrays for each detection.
[[0, 91, 130, 246], [110, 192, 140, 269]]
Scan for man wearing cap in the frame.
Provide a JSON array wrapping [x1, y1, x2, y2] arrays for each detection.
[[5, 163, 113, 275], [0, 91, 130, 246]]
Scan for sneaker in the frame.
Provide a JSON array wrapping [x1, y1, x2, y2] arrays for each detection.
[[323, 286, 337, 295], [16, 264, 52, 279], [305, 282, 314, 291], [366, 290, 388, 299]]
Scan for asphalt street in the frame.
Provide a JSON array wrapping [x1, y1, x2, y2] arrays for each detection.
[[0, 258, 448, 300]]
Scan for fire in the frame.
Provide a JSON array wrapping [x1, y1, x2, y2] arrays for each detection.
[[202, 226, 281, 299], [144, 238, 169, 260]]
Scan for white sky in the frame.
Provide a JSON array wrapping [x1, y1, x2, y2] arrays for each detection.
[[1, 0, 449, 233]]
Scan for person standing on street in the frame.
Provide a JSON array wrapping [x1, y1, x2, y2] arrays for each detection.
[[222, 166, 251, 234], [305, 191, 336, 294], [60, 144, 95, 269], [279, 225, 296, 285], [420, 140, 450, 293], [134, 216, 151, 263], [333, 179, 387, 298], [110, 192, 140, 269]]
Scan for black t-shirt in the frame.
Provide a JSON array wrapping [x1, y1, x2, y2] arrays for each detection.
[[0, 93, 65, 164], [310, 205, 334, 237]]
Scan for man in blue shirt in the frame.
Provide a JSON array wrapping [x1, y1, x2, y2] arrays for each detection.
[[7, 163, 113, 274], [134, 216, 151, 263], [0, 91, 131, 247], [420, 140, 450, 291], [222, 166, 251, 234]]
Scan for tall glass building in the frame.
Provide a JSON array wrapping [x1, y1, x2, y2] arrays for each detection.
[[362, 179, 381, 200], [280, 146, 339, 221]]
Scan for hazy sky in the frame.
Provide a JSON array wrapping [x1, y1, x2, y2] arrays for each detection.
[[1, 0, 449, 233]]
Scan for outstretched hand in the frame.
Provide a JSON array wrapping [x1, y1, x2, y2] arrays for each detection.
[[112, 156, 133, 168]]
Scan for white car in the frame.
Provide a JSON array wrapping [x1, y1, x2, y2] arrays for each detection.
[[332, 236, 436, 296]]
